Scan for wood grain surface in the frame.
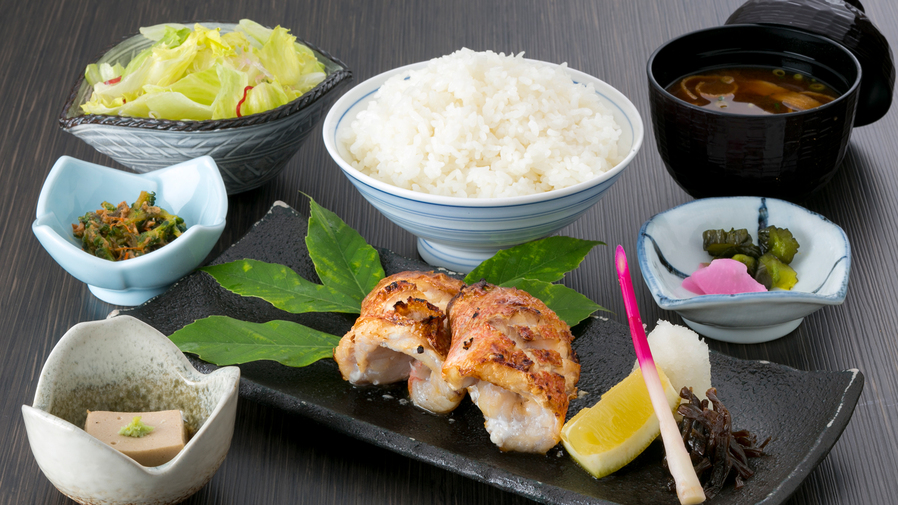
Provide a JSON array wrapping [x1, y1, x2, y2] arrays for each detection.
[[2, 0, 897, 504]]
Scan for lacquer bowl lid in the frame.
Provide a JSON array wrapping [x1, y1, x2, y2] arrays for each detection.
[[726, 0, 894, 126]]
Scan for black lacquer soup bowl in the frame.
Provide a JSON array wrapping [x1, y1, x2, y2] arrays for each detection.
[[647, 25, 862, 201]]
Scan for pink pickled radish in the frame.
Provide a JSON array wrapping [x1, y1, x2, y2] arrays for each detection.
[[681, 274, 705, 295], [682, 258, 766, 295]]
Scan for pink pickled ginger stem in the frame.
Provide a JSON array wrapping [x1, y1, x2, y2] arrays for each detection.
[[615, 245, 706, 505], [614, 246, 654, 368]]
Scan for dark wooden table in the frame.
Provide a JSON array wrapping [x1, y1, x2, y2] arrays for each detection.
[[3, 0, 897, 503]]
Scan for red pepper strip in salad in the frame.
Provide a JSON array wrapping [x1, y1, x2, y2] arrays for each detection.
[[236, 86, 254, 117], [104, 76, 122, 85]]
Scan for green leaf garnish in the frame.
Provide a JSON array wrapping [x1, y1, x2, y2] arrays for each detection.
[[200, 259, 361, 314], [169, 315, 341, 367], [465, 236, 603, 285], [170, 197, 381, 368], [502, 278, 607, 328], [169, 200, 605, 368], [306, 198, 385, 304], [465, 236, 604, 326]]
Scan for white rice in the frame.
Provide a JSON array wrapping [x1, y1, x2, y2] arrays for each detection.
[[338, 48, 623, 198]]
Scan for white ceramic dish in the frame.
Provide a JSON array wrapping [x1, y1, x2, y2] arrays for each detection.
[[323, 58, 644, 273], [21, 315, 240, 505], [637, 196, 850, 343], [32, 155, 227, 306]]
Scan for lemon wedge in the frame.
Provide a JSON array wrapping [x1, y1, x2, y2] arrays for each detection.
[[561, 366, 680, 479]]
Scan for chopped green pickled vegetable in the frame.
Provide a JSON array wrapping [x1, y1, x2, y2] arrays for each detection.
[[702, 228, 762, 259], [81, 19, 327, 121], [730, 254, 758, 277], [758, 226, 800, 264], [72, 191, 187, 261], [755, 253, 798, 290], [700, 224, 802, 291]]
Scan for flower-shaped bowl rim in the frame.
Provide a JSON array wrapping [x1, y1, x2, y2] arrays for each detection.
[[23, 315, 240, 475], [32, 155, 227, 279], [637, 196, 851, 311]]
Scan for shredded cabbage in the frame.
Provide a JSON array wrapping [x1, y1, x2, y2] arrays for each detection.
[[81, 20, 327, 121]]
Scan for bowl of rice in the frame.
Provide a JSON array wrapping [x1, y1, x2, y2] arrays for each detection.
[[323, 49, 643, 272]]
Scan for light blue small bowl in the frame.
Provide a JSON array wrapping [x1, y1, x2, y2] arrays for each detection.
[[323, 59, 644, 273], [637, 197, 850, 343], [33, 156, 227, 306]]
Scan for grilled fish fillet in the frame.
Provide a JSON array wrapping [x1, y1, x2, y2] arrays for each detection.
[[333, 271, 466, 413], [442, 280, 580, 453]]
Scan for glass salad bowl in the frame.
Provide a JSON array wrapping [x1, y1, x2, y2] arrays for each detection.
[[58, 22, 352, 194]]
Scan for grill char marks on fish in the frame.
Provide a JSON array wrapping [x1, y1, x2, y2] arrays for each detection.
[[442, 280, 580, 453]]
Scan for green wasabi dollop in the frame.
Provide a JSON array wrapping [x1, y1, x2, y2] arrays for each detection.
[[119, 416, 154, 438]]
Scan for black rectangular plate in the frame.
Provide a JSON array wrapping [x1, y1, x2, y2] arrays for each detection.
[[120, 202, 863, 505]]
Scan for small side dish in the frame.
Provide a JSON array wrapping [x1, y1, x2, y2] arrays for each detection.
[[32, 156, 227, 306], [59, 22, 351, 194], [73, 191, 186, 261], [81, 19, 326, 121], [637, 197, 850, 343], [21, 316, 239, 505]]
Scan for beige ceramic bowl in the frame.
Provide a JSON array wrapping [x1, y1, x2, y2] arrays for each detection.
[[21, 316, 240, 505]]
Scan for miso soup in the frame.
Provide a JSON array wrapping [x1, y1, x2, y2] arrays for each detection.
[[667, 66, 840, 115]]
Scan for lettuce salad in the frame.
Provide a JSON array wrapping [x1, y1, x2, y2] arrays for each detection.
[[81, 19, 326, 121]]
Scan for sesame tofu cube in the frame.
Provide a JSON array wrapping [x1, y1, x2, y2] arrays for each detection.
[[84, 410, 187, 466]]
